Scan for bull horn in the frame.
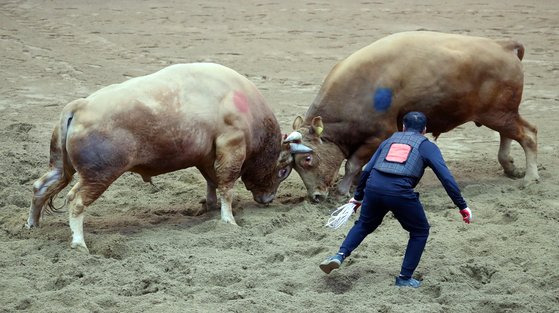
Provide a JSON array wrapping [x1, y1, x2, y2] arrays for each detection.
[[290, 143, 313, 154], [284, 131, 302, 143]]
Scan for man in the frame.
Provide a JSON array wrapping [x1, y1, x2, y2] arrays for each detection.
[[319, 111, 473, 288]]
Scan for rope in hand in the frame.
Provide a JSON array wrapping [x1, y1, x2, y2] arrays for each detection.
[[325, 203, 357, 229]]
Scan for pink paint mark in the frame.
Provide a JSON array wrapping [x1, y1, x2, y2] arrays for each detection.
[[386, 143, 412, 163], [233, 91, 249, 113]]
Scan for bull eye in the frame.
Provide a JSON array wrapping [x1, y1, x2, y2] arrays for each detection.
[[300, 154, 313, 167], [278, 167, 291, 180]]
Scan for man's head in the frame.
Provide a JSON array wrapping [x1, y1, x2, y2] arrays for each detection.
[[402, 111, 427, 133]]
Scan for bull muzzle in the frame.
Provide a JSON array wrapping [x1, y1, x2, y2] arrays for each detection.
[[254, 193, 275, 204], [310, 191, 329, 203]]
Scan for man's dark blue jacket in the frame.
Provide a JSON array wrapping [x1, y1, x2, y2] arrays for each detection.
[[354, 136, 468, 210]]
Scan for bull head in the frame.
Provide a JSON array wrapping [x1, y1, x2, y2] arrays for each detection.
[[288, 115, 345, 203]]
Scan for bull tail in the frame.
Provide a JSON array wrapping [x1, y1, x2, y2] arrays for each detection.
[[498, 40, 525, 60], [43, 108, 76, 214], [29, 100, 82, 225]]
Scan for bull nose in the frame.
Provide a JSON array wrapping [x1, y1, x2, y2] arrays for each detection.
[[255, 194, 275, 204], [311, 192, 328, 203]]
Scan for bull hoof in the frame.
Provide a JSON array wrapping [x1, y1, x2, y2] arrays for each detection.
[[71, 242, 90, 254], [504, 168, 525, 179], [25, 217, 39, 229], [199, 199, 219, 211], [221, 218, 239, 226], [206, 202, 219, 211], [520, 176, 540, 189]]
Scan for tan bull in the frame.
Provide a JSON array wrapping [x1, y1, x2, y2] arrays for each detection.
[[27, 63, 293, 252], [286, 31, 538, 201]]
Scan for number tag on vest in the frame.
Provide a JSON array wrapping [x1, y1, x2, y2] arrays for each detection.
[[385, 143, 412, 163]]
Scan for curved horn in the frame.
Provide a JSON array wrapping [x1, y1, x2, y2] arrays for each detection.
[[284, 131, 302, 143], [290, 143, 313, 154]]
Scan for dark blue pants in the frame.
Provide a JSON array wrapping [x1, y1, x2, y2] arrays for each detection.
[[338, 191, 430, 278]]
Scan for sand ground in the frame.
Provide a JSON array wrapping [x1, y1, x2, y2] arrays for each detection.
[[1, 1, 558, 312]]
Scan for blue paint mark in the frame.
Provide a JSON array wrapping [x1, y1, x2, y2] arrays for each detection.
[[372, 88, 392, 112]]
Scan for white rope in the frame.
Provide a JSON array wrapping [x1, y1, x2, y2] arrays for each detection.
[[325, 203, 357, 229]]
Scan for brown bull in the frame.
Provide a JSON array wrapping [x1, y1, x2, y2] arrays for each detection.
[[27, 63, 293, 252], [285, 31, 538, 202]]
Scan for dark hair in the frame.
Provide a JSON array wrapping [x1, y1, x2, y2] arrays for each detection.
[[403, 111, 427, 132]]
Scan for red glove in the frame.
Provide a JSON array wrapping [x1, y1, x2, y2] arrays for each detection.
[[459, 207, 473, 224], [349, 198, 362, 212]]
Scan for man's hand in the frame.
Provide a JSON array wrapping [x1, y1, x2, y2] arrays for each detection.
[[349, 198, 362, 212], [459, 207, 473, 224]]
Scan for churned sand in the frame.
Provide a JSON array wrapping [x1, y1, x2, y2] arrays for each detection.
[[1, 1, 558, 312]]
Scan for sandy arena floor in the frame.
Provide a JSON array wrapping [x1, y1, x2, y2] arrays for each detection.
[[1, 1, 558, 312]]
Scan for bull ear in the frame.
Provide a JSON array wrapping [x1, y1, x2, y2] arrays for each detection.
[[292, 116, 304, 130], [311, 116, 324, 137]]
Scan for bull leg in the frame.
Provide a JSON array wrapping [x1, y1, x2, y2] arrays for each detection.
[[27, 168, 73, 228], [481, 114, 539, 185], [218, 187, 236, 225], [196, 168, 219, 211], [201, 169, 219, 210], [337, 139, 383, 196], [338, 157, 364, 196], [496, 118, 539, 184], [214, 131, 246, 225], [498, 135, 523, 178], [518, 117, 539, 184], [205, 180, 218, 210], [66, 176, 115, 253], [66, 181, 88, 253]]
